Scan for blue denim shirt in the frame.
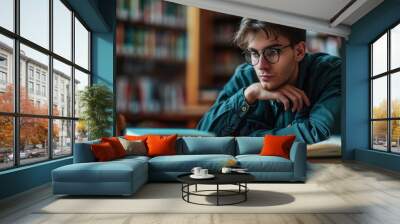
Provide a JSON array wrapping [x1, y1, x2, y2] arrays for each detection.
[[197, 53, 341, 144]]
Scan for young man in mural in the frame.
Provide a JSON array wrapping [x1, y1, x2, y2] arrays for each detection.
[[197, 18, 341, 144]]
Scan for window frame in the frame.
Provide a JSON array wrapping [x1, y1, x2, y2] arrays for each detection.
[[0, 0, 92, 171], [370, 20, 400, 154]]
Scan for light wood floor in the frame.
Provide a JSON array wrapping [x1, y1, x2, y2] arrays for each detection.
[[1, 159, 400, 224]]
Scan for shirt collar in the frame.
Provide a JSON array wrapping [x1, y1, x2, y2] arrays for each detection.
[[296, 53, 310, 90]]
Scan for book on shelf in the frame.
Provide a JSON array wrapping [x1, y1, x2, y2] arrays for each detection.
[[306, 32, 342, 56], [214, 23, 237, 44], [213, 51, 243, 76], [117, 76, 185, 114], [117, 0, 186, 27], [116, 25, 187, 61]]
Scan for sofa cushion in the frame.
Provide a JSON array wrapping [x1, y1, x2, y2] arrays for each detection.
[[52, 159, 146, 183], [236, 155, 293, 172], [148, 154, 235, 172], [90, 142, 118, 161], [118, 138, 147, 156], [235, 137, 264, 155], [101, 137, 127, 158], [115, 155, 150, 163], [147, 135, 177, 157], [260, 135, 296, 159], [177, 137, 235, 155]]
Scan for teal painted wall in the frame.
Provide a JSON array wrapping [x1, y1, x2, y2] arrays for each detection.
[[344, 0, 400, 172], [0, 0, 116, 200], [0, 158, 72, 199], [92, 0, 116, 136]]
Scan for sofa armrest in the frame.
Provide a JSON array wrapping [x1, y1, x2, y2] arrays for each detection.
[[73, 140, 100, 163], [289, 142, 307, 181]]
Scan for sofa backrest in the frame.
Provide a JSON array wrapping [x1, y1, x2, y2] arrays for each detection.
[[75, 136, 296, 162], [235, 137, 264, 155], [73, 139, 100, 163], [177, 137, 236, 155]]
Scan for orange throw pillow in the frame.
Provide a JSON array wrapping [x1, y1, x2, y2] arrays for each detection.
[[259, 135, 296, 159], [91, 142, 117, 161], [146, 135, 177, 157], [101, 137, 127, 158], [124, 135, 148, 141]]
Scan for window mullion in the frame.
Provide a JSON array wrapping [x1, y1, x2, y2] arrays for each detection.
[[71, 10, 76, 155], [370, 45, 373, 149], [49, 0, 53, 160], [387, 29, 391, 152], [13, 0, 20, 167]]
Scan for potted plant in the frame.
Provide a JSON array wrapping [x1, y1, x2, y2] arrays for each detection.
[[79, 84, 113, 140]]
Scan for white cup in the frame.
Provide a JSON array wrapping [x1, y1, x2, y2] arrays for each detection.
[[221, 167, 232, 174], [191, 167, 202, 176], [200, 169, 208, 176]]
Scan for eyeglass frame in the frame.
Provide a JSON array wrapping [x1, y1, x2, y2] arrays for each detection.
[[243, 44, 292, 66]]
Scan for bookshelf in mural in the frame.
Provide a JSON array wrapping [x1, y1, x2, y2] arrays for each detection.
[[116, 0, 196, 128], [197, 11, 244, 105]]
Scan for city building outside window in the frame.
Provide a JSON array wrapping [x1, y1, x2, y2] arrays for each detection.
[[0, 71, 6, 85], [28, 67, 34, 80], [28, 81, 34, 94]]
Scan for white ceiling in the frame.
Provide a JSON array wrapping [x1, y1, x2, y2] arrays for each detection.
[[225, 0, 352, 23], [166, 0, 384, 38]]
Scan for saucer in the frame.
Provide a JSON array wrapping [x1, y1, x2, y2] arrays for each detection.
[[190, 174, 215, 179]]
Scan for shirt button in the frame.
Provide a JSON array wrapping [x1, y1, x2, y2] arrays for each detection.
[[241, 106, 248, 112]]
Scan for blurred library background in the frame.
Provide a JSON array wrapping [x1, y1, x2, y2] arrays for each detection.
[[116, 0, 342, 130]]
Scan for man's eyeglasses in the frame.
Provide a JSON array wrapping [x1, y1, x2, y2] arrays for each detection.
[[243, 45, 291, 66]]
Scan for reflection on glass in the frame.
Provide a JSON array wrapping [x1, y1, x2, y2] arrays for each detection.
[[20, 0, 49, 49], [372, 77, 387, 119], [20, 44, 49, 115], [20, 117, 49, 165], [75, 120, 88, 143], [0, 0, 14, 31], [53, 0, 72, 60], [74, 69, 89, 118], [0, 116, 14, 170], [372, 121, 388, 151], [53, 119, 72, 158], [74, 17, 89, 70], [391, 120, 400, 153], [391, 24, 400, 70], [372, 33, 387, 76], [0, 34, 14, 113], [53, 59, 72, 117], [391, 72, 400, 118]]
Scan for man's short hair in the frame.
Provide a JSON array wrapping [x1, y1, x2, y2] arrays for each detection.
[[233, 18, 306, 49]]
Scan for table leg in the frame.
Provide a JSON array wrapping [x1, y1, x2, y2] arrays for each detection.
[[217, 184, 219, 206], [181, 184, 183, 199], [245, 183, 247, 201]]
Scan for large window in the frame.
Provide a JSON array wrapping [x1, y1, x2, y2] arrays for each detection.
[[0, 0, 91, 171], [370, 23, 400, 154]]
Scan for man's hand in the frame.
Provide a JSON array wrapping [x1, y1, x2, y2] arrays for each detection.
[[244, 83, 311, 112]]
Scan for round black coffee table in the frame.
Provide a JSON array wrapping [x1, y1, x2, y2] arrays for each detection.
[[177, 173, 255, 206]]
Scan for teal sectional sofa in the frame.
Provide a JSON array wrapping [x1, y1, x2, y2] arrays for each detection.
[[52, 137, 307, 196]]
